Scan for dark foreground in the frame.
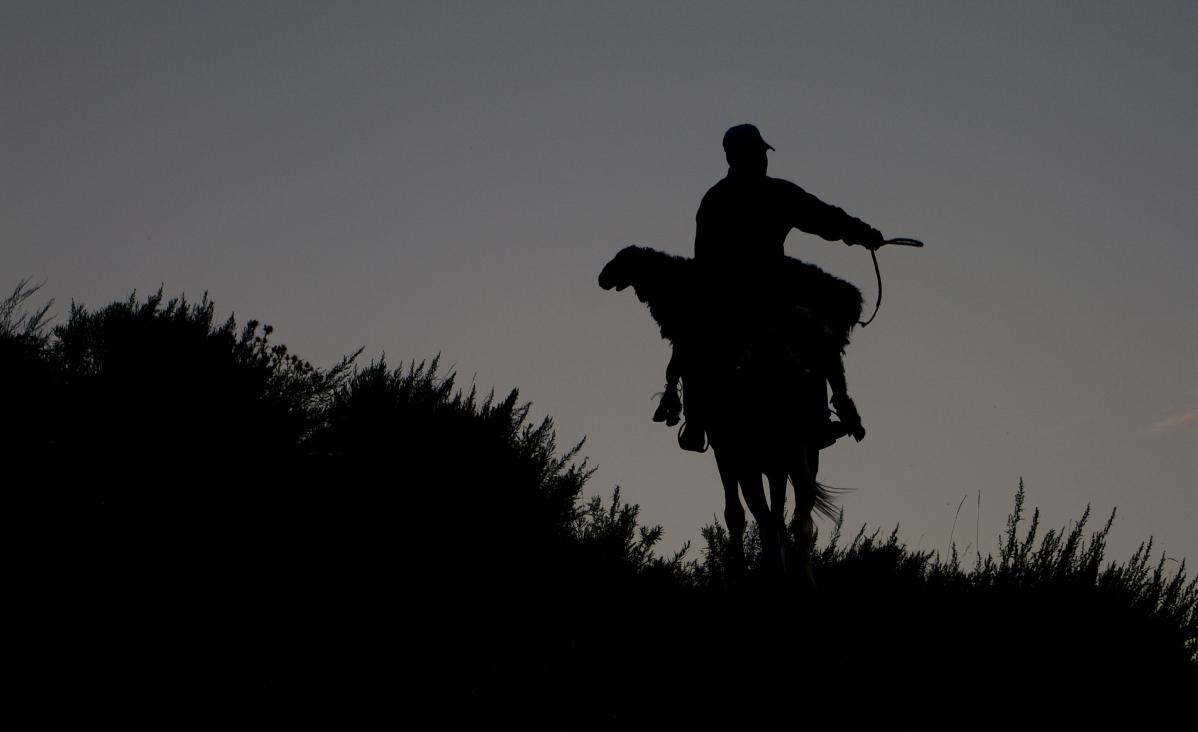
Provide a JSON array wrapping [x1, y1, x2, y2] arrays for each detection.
[[5, 285, 1194, 722]]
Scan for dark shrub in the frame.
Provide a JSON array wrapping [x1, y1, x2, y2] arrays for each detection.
[[8, 285, 1193, 719]]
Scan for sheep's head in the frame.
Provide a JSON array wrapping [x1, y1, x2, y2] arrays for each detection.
[[596, 246, 642, 292], [598, 245, 655, 293]]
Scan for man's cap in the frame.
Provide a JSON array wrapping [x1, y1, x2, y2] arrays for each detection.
[[723, 124, 775, 153]]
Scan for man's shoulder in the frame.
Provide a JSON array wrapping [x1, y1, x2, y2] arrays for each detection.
[[697, 178, 730, 217], [766, 176, 807, 196], [702, 177, 731, 197]]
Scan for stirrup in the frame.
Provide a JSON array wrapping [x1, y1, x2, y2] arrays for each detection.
[[678, 421, 708, 453]]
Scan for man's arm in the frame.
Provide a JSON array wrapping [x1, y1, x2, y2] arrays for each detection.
[[784, 181, 882, 249]]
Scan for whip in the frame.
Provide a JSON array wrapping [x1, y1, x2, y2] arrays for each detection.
[[858, 237, 924, 327]]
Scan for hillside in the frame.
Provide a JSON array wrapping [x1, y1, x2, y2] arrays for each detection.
[[4, 282, 1194, 721]]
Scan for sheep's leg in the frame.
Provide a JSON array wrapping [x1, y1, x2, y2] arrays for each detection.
[[652, 349, 683, 425], [826, 356, 864, 442], [665, 348, 681, 388]]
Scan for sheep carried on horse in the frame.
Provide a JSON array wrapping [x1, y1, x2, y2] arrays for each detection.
[[599, 244, 870, 580]]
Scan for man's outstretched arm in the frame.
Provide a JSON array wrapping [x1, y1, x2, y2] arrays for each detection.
[[786, 182, 883, 249]]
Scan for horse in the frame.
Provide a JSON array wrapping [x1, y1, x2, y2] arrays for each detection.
[[598, 245, 863, 582]]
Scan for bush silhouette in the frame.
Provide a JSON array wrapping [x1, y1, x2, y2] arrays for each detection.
[[8, 287, 680, 711], [6, 285, 1194, 719]]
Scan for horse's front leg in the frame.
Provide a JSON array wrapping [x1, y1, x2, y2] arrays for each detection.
[[714, 447, 746, 580], [740, 470, 786, 577], [767, 469, 794, 575]]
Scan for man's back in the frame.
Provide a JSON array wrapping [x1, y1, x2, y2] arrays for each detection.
[[695, 174, 878, 270]]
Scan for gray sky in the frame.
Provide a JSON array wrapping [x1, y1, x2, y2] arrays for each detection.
[[4, 1, 1195, 567]]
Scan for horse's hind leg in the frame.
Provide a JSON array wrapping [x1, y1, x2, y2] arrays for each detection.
[[714, 448, 746, 578], [790, 449, 819, 589], [768, 469, 788, 533]]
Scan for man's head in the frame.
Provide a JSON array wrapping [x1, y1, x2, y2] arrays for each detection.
[[723, 123, 773, 176]]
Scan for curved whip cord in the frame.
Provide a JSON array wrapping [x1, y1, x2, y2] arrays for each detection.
[[858, 237, 924, 328]]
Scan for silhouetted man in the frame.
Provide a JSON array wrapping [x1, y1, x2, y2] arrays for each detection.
[[658, 124, 882, 451]]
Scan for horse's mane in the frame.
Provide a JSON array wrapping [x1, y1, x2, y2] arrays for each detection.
[[599, 245, 863, 354]]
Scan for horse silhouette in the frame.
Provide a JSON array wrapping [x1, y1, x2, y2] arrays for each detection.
[[599, 245, 864, 581]]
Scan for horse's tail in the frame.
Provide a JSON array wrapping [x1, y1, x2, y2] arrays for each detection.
[[811, 480, 845, 522]]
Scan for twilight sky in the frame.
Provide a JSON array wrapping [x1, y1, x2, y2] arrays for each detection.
[[4, 1, 1195, 567]]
